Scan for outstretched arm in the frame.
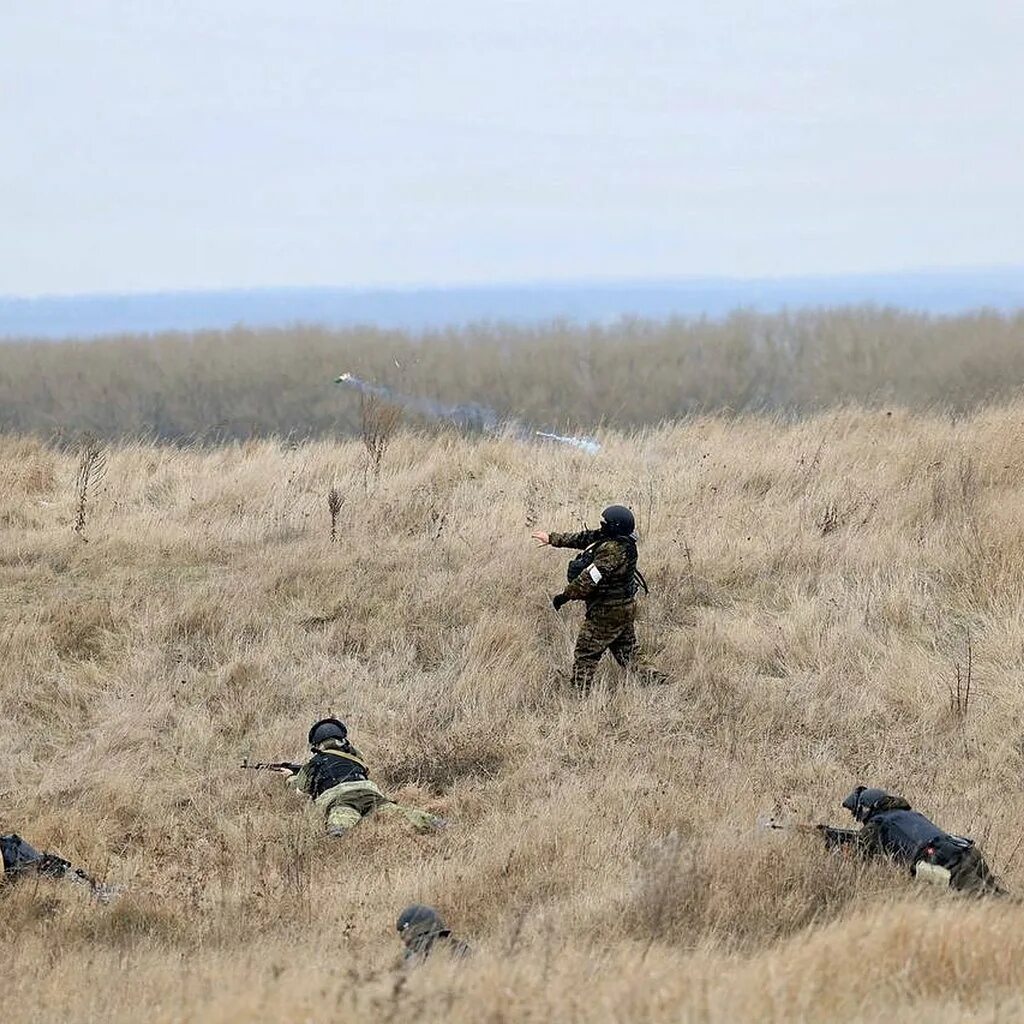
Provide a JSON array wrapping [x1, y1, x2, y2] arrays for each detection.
[[546, 529, 603, 550]]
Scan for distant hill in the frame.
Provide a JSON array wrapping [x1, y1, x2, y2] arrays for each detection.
[[2, 268, 1023, 340]]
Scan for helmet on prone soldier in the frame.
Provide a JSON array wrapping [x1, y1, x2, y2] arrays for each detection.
[[308, 718, 348, 747], [842, 786, 890, 822]]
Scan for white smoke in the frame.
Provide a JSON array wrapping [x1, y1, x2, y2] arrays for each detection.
[[334, 373, 600, 454], [534, 432, 602, 455]]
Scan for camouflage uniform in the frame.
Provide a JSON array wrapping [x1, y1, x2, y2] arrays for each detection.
[[289, 738, 442, 837], [549, 529, 659, 691], [945, 846, 1002, 895]]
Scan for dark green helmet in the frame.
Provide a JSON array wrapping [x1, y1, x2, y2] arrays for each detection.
[[600, 505, 635, 536], [396, 904, 446, 945], [308, 718, 347, 747], [842, 786, 890, 822]]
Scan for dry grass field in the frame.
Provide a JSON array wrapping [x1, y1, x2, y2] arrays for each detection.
[[3, 403, 1024, 1022]]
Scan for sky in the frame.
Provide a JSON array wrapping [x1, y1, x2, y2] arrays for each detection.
[[2, 1, 1022, 296]]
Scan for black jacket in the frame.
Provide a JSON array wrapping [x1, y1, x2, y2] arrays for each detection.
[[860, 808, 945, 863], [1, 833, 43, 874]]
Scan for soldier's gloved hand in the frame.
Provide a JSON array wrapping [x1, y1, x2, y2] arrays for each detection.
[[552, 594, 569, 611]]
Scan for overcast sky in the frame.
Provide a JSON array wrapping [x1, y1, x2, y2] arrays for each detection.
[[2, 1, 1022, 296]]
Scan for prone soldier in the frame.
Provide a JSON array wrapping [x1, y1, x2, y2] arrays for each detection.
[[787, 787, 1004, 895], [245, 718, 445, 839], [1, 829, 116, 901]]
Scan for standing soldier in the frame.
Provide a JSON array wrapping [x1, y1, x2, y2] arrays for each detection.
[[532, 505, 662, 692]]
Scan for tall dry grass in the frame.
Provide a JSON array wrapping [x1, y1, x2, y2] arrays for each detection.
[[1, 308, 1024, 441], [3, 405, 1024, 1022]]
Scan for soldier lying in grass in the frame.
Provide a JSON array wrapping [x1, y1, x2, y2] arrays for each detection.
[[1, 830, 117, 901], [771, 786, 1005, 896], [834, 786, 1004, 894], [246, 718, 445, 838]]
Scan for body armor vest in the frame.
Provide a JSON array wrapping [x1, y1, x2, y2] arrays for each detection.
[[305, 748, 369, 799]]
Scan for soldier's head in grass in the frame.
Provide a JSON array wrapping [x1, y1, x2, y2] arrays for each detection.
[[308, 717, 349, 751], [397, 904, 447, 948], [842, 787, 901, 822]]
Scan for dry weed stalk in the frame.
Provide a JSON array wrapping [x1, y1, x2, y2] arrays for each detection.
[[524, 478, 540, 529], [819, 501, 842, 536], [429, 508, 448, 540], [327, 486, 343, 542], [950, 628, 974, 720], [360, 393, 401, 487], [72, 436, 107, 536]]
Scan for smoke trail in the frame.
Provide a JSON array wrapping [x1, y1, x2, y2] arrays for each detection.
[[534, 432, 602, 456], [334, 373, 500, 431], [333, 373, 600, 453]]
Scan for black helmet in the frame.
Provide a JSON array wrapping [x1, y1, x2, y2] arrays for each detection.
[[600, 505, 635, 536], [308, 718, 347, 747], [842, 786, 890, 822], [396, 904, 445, 944]]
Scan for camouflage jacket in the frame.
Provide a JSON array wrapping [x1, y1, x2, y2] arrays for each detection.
[[549, 529, 638, 607]]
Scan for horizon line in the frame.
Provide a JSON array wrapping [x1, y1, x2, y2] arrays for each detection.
[[4, 263, 1024, 303]]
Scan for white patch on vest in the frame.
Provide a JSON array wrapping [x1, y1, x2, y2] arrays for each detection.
[[913, 861, 952, 887], [588, 565, 603, 584]]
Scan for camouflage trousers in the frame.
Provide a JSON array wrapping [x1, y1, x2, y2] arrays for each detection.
[[314, 780, 443, 837], [571, 602, 663, 692], [948, 847, 1004, 896], [913, 842, 1005, 896]]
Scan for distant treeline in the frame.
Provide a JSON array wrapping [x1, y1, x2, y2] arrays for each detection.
[[1, 309, 1022, 441]]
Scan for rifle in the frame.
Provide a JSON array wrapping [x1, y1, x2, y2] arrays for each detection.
[[2, 847, 119, 903], [759, 817, 860, 850], [240, 758, 302, 775], [37, 853, 121, 903]]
